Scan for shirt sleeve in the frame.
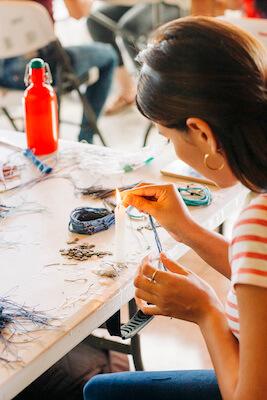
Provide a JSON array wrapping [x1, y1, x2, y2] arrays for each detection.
[[230, 195, 267, 288]]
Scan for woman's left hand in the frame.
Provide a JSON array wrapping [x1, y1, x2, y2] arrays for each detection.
[[134, 253, 223, 325]]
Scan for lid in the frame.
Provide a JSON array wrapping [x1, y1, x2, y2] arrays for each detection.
[[29, 58, 45, 69]]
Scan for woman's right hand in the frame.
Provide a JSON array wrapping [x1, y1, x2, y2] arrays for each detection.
[[122, 183, 197, 244]]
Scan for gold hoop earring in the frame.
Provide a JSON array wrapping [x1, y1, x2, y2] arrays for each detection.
[[204, 153, 224, 171]]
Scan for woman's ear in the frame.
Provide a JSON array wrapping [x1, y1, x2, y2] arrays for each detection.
[[186, 117, 218, 155]]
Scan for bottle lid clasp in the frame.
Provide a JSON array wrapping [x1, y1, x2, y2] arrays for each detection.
[[24, 61, 53, 86]]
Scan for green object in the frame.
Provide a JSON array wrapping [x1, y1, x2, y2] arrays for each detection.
[[144, 156, 154, 164], [123, 156, 155, 173], [29, 58, 45, 69], [178, 185, 212, 206], [123, 164, 134, 173], [126, 206, 146, 220]]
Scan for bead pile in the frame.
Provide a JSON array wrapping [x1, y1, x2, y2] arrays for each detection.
[[59, 243, 112, 261]]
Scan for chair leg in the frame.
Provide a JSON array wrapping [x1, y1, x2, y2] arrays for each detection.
[[55, 65, 63, 138], [53, 41, 107, 146], [85, 299, 145, 372], [130, 333, 144, 371], [74, 87, 107, 146], [143, 122, 154, 147], [1, 107, 20, 131], [128, 298, 144, 371]]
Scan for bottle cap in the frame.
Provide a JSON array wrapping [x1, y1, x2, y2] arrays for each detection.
[[29, 58, 45, 69]]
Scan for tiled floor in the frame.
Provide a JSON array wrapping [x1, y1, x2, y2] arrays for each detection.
[[0, 5, 230, 373]]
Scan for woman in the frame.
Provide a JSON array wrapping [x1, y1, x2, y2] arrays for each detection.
[[0, 0, 117, 143], [87, 3, 180, 114], [84, 16, 267, 400]]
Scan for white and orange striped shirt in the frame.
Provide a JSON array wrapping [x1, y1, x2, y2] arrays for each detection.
[[226, 194, 267, 339]]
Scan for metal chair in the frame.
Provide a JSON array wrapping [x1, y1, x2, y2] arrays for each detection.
[[0, 0, 107, 145], [0, 88, 22, 131], [87, 299, 144, 371], [89, 1, 168, 147]]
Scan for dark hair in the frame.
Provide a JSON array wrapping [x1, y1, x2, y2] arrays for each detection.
[[136, 17, 267, 191], [255, 0, 267, 17]]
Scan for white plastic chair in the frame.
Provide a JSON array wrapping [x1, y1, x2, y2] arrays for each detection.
[[0, 1, 55, 129], [219, 15, 267, 48], [0, 0, 55, 59], [0, 1, 107, 145]]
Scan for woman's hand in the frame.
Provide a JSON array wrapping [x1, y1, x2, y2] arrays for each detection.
[[122, 183, 196, 243], [134, 253, 223, 325]]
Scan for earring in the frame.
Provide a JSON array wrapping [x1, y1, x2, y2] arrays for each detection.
[[204, 153, 224, 171]]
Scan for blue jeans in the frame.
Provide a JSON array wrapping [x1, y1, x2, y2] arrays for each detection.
[[0, 42, 117, 143], [83, 370, 222, 400]]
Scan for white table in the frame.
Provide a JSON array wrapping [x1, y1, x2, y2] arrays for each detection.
[[0, 131, 248, 400]]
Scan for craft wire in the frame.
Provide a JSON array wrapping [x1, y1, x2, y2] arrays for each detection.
[[59, 144, 161, 176], [0, 296, 55, 363], [178, 185, 212, 206], [0, 151, 62, 196], [68, 207, 115, 235], [148, 215, 167, 271], [102, 199, 116, 212], [0, 239, 22, 249], [76, 182, 140, 199], [0, 160, 70, 197], [148, 215, 162, 253], [129, 217, 151, 253], [0, 200, 46, 219], [126, 206, 146, 220]]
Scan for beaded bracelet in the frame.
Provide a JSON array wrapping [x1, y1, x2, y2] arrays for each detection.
[[69, 207, 115, 235]]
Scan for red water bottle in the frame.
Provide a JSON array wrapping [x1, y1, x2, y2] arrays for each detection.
[[23, 58, 58, 155]]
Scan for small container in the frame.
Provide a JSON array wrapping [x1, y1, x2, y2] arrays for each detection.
[[23, 58, 58, 155]]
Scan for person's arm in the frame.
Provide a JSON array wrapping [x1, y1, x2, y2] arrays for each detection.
[[200, 285, 267, 400], [191, 0, 214, 15], [64, 0, 92, 19], [135, 254, 267, 400], [191, 0, 227, 16], [226, 0, 243, 9], [122, 184, 231, 278], [184, 222, 231, 278]]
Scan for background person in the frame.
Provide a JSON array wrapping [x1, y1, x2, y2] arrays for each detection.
[[0, 0, 118, 143], [87, 3, 181, 115]]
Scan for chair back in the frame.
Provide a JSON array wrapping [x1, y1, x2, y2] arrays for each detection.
[[0, 1, 56, 59], [219, 16, 267, 48]]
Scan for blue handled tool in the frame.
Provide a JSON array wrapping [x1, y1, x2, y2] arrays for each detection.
[[23, 149, 53, 174]]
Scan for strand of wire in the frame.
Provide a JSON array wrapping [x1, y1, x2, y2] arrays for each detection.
[[178, 185, 212, 206]]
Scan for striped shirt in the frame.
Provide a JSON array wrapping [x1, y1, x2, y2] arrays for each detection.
[[226, 194, 267, 339]]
